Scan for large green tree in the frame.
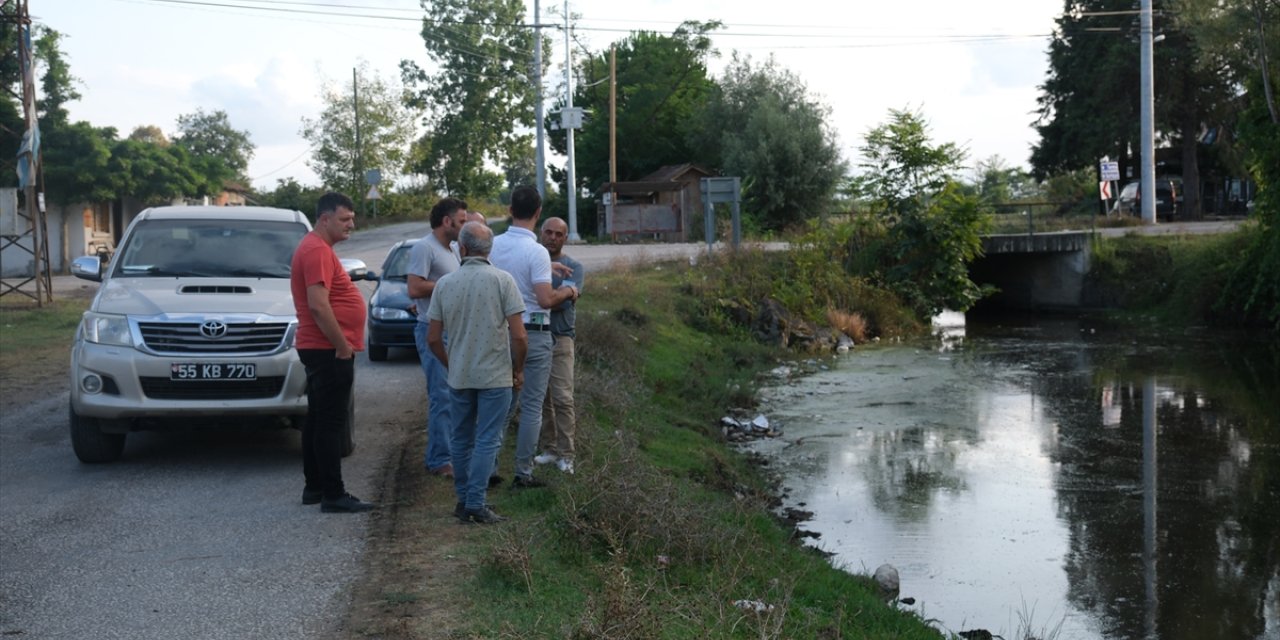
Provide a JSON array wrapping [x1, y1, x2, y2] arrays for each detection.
[[694, 54, 846, 231], [550, 22, 720, 192], [400, 0, 541, 198], [1032, 0, 1143, 182], [301, 63, 417, 203], [850, 109, 989, 317], [173, 108, 253, 183]]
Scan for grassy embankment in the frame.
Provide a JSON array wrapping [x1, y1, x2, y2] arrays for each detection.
[[355, 244, 944, 639], [1086, 222, 1274, 328], [0, 297, 86, 398]]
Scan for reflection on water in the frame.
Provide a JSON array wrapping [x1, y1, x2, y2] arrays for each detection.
[[752, 315, 1280, 639]]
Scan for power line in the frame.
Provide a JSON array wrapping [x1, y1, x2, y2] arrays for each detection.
[[128, 0, 1054, 44]]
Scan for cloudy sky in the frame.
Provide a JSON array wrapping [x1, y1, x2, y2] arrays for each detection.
[[33, 0, 1062, 192]]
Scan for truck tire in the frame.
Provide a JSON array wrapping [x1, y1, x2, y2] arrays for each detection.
[[70, 405, 126, 463]]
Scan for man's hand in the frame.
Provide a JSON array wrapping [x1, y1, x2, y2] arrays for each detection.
[[551, 262, 574, 278], [336, 342, 355, 360], [512, 370, 524, 392]]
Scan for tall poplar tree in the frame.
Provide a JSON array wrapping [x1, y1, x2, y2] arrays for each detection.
[[400, 0, 541, 198]]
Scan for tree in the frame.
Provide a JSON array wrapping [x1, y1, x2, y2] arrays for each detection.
[[258, 177, 326, 219], [854, 108, 966, 219], [108, 139, 214, 206], [400, 0, 540, 198], [968, 155, 1040, 206], [697, 54, 846, 231], [41, 121, 116, 205], [1031, 0, 1169, 182], [552, 22, 721, 193], [173, 108, 253, 181], [33, 27, 79, 129], [128, 125, 170, 146], [301, 63, 417, 203], [850, 109, 990, 317]]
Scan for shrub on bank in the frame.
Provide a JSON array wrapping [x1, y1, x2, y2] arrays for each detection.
[[1088, 226, 1278, 329]]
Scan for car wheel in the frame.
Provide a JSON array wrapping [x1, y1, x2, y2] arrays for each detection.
[[341, 388, 356, 457], [69, 404, 126, 463], [368, 342, 388, 362]]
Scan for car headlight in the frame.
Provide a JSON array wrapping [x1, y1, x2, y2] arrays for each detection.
[[81, 312, 134, 347], [371, 306, 413, 321]]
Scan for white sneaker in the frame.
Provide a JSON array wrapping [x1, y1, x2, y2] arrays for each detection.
[[556, 458, 575, 474], [533, 452, 559, 465]]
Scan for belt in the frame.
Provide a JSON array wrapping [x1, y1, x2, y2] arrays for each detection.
[[523, 323, 550, 331]]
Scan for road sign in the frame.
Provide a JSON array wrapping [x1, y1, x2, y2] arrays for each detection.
[[364, 169, 382, 186], [1099, 161, 1120, 182], [366, 185, 381, 200], [1099, 181, 1112, 200]]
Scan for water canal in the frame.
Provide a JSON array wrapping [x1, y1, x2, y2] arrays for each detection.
[[749, 314, 1279, 639]]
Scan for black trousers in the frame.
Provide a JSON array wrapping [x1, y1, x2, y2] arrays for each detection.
[[297, 349, 354, 500]]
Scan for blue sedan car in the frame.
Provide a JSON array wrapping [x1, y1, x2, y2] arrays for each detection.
[[366, 239, 419, 361]]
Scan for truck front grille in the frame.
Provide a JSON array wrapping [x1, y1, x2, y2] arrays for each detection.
[[138, 322, 289, 354]]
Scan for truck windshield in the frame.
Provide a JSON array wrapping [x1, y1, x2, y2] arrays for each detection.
[[115, 219, 309, 279]]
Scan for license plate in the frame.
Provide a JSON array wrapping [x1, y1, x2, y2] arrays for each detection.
[[170, 362, 257, 380]]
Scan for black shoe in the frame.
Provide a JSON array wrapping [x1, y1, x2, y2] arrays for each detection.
[[302, 488, 322, 505], [511, 475, 547, 489], [462, 506, 507, 524], [488, 474, 505, 487], [320, 493, 376, 513]]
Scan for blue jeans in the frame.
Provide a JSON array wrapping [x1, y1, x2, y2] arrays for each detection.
[[512, 330, 554, 479], [414, 321, 452, 470], [449, 386, 512, 510]]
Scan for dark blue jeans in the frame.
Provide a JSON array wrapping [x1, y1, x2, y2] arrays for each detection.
[[297, 349, 354, 500]]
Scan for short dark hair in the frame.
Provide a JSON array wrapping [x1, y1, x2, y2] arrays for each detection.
[[510, 185, 541, 221], [429, 197, 468, 228], [317, 192, 355, 218]]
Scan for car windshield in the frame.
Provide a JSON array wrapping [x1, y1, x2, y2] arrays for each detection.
[[115, 219, 308, 278], [381, 245, 413, 280]]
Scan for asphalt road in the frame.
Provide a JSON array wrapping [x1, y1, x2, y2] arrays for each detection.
[[0, 223, 727, 640]]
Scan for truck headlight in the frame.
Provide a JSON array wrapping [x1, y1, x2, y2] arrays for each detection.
[[371, 306, 413, 320], [81, 312, 133, 347]]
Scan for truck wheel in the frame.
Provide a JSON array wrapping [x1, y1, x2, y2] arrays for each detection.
[[341, 388, 356, 457], [70, 405, 126, 463], [367, 343, 388, 362]]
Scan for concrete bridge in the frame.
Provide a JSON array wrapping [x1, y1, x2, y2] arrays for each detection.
[[970, 231, 1094, 310], [969, 220, 1243, 310]]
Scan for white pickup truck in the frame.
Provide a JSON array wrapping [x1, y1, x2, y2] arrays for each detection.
[[68, 206, 365, 463]]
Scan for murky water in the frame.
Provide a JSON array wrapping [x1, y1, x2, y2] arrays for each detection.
[[750, 314, 1280, 639]]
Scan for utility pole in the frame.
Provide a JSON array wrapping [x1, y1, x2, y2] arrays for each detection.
[[1139, 0, 1156, 224], [353, 67, 364, 211], [564, 0, 580, 241], [533, 0, 546, 199], [609, 45, 616, 241], [0, 0, 52, 305]]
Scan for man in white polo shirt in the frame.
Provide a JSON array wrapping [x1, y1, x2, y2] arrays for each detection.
[[488, 186, 578, 488]]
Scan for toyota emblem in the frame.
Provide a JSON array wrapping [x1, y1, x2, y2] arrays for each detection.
[[200, 320, 228, 339]]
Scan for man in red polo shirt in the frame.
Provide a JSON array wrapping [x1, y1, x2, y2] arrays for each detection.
[[290, 192, 375, 513]]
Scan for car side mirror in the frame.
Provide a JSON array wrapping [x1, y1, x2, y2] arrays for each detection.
[[341, 258, 369, 281], [71, 255, 103, 282], [363, 270, 380, 282]]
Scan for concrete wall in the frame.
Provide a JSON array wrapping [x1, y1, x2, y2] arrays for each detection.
[[971, 232, 1093, 311]]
